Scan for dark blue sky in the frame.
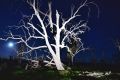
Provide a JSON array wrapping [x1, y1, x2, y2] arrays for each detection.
[[0, 0, 120, 63]]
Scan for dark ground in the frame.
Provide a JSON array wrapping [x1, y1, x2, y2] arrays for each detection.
[[0, 58, 120, 80]]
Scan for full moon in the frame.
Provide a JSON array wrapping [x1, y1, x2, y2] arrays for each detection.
[[8, 42, 14, 48]]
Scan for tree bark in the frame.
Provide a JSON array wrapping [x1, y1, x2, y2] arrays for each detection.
[[53, 56, 65, 70]]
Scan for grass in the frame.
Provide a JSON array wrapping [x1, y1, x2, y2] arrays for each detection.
[[0, 67, 120, 80], [0, 60, 120, 80]]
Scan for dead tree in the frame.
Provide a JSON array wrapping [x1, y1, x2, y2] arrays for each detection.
[[0, 0, 98, 70]]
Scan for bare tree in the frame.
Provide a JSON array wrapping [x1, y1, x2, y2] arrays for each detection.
[[116, 40, 120, 51], [112, 39, 120, 63], [0, 0, 98, 70]]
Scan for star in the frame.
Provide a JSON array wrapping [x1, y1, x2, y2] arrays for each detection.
[[8, 42, 14, 48]]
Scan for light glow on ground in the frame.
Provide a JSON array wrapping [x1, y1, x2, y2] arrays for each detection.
[[79, 71, 111, 78]]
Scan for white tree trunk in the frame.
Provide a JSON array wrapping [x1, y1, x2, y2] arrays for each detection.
[[53, 56, 64, 70], [44, 31, 64, 70]]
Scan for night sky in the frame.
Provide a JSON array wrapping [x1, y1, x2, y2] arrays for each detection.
[[0, 0, 120, 63]]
